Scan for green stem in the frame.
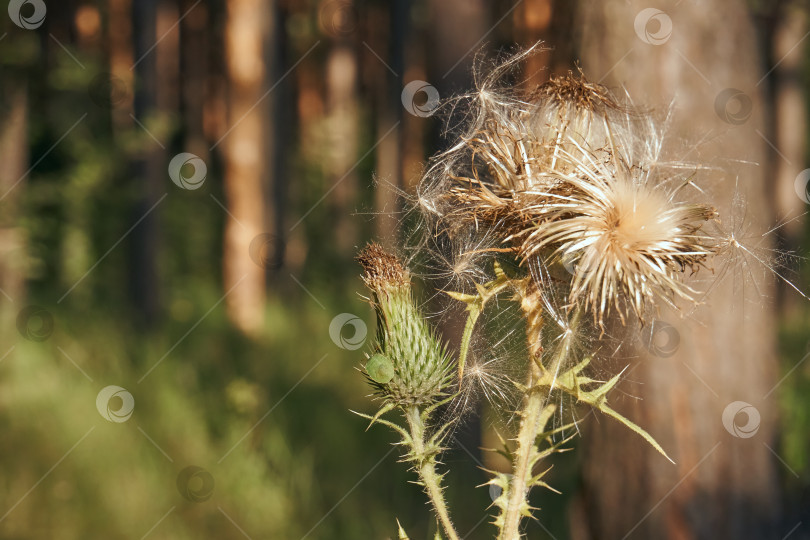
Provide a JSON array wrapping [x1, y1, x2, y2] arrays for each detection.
[[499, 390, 546, 540], [457, 306, 481, 382], [500, 310, 581, 540], [545, 308, 581, 390], [404, 406, 460, 540]]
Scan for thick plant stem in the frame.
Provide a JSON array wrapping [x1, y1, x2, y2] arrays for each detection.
[[500, 302, 580, 539], [499, 388, 545, 540], [405, 406, 460, 540]]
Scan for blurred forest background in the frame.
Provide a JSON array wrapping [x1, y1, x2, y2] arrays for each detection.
[[1, 0, 809, 538]]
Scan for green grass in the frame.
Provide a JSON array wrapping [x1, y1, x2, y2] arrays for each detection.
[[4, 269, 807, 539], [0, 287, 419, 539]]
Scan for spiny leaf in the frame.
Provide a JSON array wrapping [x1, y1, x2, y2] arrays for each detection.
[[445, 262, 513, 380], [488, 428, 514, 462], [599, 403, 674, 464], [350, 408, 410, 441], [396, 519, 410, 540], [368, 402, 397, 429], [443, 290, 479, 304], [533, 356, 672, 464], [578, 371, 622, 407], [534, 420, 579, 442], [529, 466, 561, 494], [422, 393, 456, 420], [538, 404, 556, 429]]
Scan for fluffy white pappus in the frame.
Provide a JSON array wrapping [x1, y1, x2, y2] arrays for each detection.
[[701, 183, 810, 306], [442, 301, 527, 422], [516, 139, 719, 326], [415, 45, 727, 328]]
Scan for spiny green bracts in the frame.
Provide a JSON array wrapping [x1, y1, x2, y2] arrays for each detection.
[[357, 243, 454, 406]]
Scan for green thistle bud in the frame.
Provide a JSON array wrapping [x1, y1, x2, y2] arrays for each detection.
[[357, 243, 454, 406]]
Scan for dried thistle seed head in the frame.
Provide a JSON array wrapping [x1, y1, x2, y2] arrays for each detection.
[[357, 242, 408, 291], [414, 45, 727, 327], [531, 72, 619, 112], [417, 71, 641, 251], [357, 243, 454, 406], [518, 155, 720, 324]]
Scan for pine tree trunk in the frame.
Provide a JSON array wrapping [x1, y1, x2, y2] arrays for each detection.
[[767, 5, 807, 316], [222, 0, 269, 334], [0, 78, 28, 322], [370, 0, 402, 246], [324, 36, 360, 252], [130, 0, 165, 326], [572, 1, 782, 538]]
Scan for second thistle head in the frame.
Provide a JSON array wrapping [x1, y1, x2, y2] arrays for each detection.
[[357, 243, 454, 406]]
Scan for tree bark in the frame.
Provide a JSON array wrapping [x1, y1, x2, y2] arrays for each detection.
[[222, 0, 269, 334], [572, 1, 782, 538], [513, 0, 554, 86], [368, 1, 403, 246], [324, 30, 360, 251], [0, 77, 28, 322], [130, 0, 166, 326], [108, 0, 134, 129], [767, 5, 807, 315], [267, 1, 291, 275]]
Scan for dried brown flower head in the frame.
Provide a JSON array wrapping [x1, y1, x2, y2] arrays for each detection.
[[357, 242, 409, 292], [531, 72, 619, 111], [417, 55, 723, 326]]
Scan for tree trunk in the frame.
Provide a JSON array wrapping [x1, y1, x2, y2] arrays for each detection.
[[369, 1, 403, 246], [572, 1, 782, 538], [130, 0, 166, 326], [0, 78, 28, 322], [324, 33, 360, 252], [513, 0, 554, 86], [222, 0, 269, 335], [267, 1, 291, 275], [108, 0, 134, 130], [767, 5, 807, 315]]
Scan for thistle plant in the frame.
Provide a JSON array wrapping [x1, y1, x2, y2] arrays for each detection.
[[352, 46, 770, 540], [355, 243, 458, 538]]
